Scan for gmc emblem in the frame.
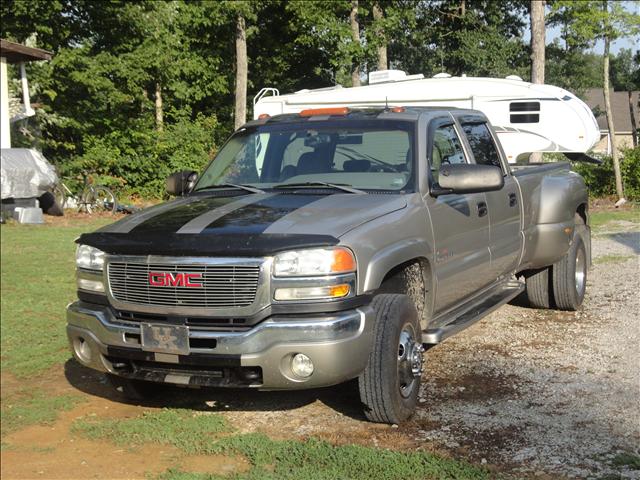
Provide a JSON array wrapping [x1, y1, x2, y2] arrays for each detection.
[[148, 272, 203, 288]]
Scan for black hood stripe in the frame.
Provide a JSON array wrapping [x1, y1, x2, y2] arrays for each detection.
[[106, 196, 200, 233], [176, 194, 276, 234], [129, 195, 245, 235], [200, 194, 324, 235]]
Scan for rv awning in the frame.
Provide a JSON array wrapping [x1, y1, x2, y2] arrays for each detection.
[[0, 39, 52, 63]]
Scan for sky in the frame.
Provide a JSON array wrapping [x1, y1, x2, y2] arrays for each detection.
[[522, 0, 639, 54]]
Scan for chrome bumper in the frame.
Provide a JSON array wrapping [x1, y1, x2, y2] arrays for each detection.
[[66, 301, 374, 389]]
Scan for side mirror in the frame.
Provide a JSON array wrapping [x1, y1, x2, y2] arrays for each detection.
[[166, 171, 198, 196], [432, 164, 504, 196]]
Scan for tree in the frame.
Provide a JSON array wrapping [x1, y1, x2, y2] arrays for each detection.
[[372, 2, 387, 70], [235, 13, 247, 129], [530, 0, 545, 84], [530, 0, 546, 163], [350, 0, 361, 86], [551, 0, 640, 203]]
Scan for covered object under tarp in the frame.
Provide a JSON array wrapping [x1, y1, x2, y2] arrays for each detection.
[[1, 148, 58, 217]]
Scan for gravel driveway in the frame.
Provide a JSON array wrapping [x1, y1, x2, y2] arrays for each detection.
[[415, 226, 640, 478], [213, 223, 640, 479]]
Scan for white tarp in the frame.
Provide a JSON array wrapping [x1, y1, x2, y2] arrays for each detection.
[[1, 148, 58, 199]]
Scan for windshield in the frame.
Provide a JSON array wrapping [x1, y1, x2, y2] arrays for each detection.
[[194, 120, 415, 192]]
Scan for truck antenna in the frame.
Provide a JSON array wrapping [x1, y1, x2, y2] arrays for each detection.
[[385, 96, 389, 110]]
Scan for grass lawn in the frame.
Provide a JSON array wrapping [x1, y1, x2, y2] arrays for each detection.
[[589, 206, 640, 232], [1, 216, 112, 377], [1, 214, 491, 479], [74, 409, 490, 480]]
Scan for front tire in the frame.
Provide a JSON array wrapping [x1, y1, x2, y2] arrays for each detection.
[[358, 294, 424, 424]]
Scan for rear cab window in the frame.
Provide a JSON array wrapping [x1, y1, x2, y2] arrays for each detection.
[[460, 122, 504, 171]]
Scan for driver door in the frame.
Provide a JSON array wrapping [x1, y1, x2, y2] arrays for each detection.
[[423, 118, 492, 313]]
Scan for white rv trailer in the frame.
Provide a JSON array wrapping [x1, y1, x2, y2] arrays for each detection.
[[253, 71, 600, 164]]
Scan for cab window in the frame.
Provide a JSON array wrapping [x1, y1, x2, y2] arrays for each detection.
[[430, 124, 466, 183], [461, 122, 502, 168]]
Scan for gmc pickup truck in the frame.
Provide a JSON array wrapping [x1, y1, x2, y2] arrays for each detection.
[[68, 107, 590, 424]]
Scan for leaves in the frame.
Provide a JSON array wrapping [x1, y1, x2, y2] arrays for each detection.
[[1, 0, 636, 198]]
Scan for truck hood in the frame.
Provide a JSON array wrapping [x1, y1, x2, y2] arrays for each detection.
[[81, 192, 406, 256]]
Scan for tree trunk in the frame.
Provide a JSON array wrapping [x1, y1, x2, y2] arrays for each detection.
[[155, 82, 163, 132], [603, 4, 625, 202], [629, 91, 638, 147], [529, 0, 545, 162], [350, 0, 361, 87], [373, 3, 387, 71], [460, 0, 466, 16], [234, 14, 248, 130], [530, 0, 545, 84]]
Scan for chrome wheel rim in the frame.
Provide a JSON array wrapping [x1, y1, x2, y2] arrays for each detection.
[[575, 246, 586, 296], [397, 325, 424, 398]]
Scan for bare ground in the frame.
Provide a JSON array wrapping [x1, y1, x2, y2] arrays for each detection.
[[1, 229, 638, 479]]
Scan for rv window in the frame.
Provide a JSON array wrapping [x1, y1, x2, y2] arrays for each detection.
[[430, 124, 466, 182], [509, 102, 540, 112], [510, 114, 540, 123], [461, 123, 502, 169]]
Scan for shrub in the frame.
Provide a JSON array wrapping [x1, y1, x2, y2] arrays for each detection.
[[61, 114, 218, 199], [572, 146, 640, 201]]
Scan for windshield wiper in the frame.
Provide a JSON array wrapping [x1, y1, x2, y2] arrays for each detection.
[[196, 183, 266, 194], [272, 181, 366, 194]]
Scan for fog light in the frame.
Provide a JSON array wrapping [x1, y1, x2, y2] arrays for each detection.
[[291, 353, 314, 378], [73, 337, 92, 364], [77, 278, 105, 293]]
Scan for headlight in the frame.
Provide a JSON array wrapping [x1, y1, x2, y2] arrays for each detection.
[[76, 245, 105, 271], [273, 247, 356, 277]]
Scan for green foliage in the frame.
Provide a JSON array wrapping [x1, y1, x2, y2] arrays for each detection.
[[74, 411, 489, 480], [572, 147, 640, 201], [1, 390, 83, 434], [73, 409, 230, 453], [0, 217, 112, 377], [1, 0, 637, 198]]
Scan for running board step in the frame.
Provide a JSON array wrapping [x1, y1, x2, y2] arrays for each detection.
[[422, 280, 524, 344]]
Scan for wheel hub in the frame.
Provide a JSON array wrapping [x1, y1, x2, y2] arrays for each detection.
[[398, 328, 425, 398]]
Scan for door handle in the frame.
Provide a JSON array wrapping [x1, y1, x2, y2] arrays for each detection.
[[508, 192, 517, 207], [477, 201, 488, 217]]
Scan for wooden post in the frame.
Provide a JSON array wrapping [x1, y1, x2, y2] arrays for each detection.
[[0, 56, 10, 148]]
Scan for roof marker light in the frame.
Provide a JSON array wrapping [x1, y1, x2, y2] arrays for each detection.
[[258, 113, 270, 120], [299, 107, 350, 117], [391, 106, 405, 113]]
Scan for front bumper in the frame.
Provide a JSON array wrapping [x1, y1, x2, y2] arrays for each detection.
[[66, 301, 374, 390]]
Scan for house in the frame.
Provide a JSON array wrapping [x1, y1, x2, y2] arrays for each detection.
[[0, 39, 52, 148], [583, 88, 639, 155]]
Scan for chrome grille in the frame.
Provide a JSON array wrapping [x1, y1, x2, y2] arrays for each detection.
[[107, 262, 260, 308]]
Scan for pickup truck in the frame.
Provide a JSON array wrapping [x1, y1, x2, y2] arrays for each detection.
[[67, 106, 591, 424]]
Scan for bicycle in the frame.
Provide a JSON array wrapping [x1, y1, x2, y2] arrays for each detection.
[[53, 172, 118, 214]]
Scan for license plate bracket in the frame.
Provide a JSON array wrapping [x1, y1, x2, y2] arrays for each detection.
[[140, 323, 189, 355]]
